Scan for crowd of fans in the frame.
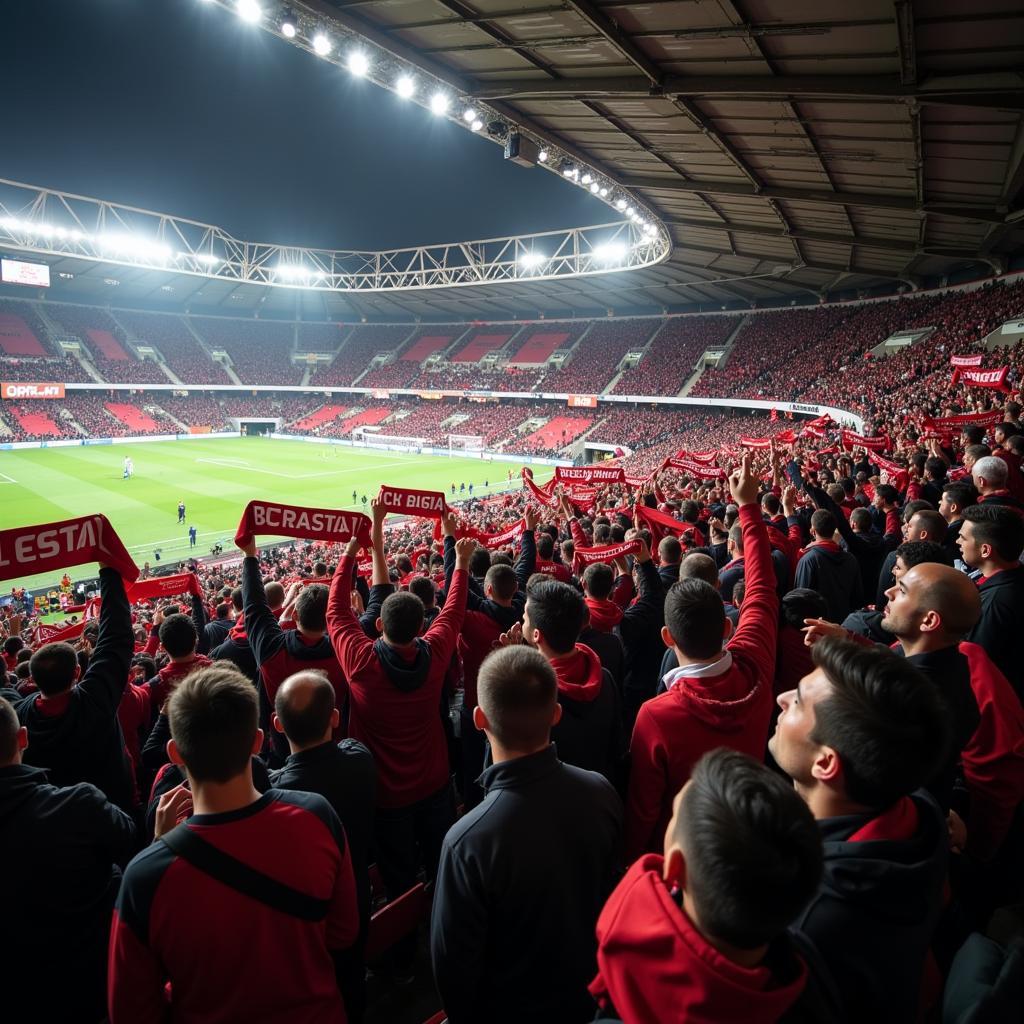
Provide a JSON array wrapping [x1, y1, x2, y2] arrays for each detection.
[[113, 310, 233, 385], [6, 375, 1024, 1021], [191, 317, 304, 385], [314, 325, 414, 386]]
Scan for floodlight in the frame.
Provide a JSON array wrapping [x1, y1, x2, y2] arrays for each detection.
[[615, 199, 627, 211], [279, 7, 297, 36], [396, 75, 415, 99], [430, 92, 450, 115], [347, 50, 369, 76], [538, 149, 548, 162], [471, 119, 483, 132], [625, 206, 634, 216], [462, 108, 477, 123], [236, 0, 261, 24], [599, 187, 608, 197], [581, 173, 592, 185], [594, 242, 627, 262], [312, 32, 332, 56], [589, 182, 599, 194], [519, 251, 546, 269]]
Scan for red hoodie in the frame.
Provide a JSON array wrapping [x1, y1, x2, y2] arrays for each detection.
[[585, 597, 623, 632], [147, 655, 212, 712], [625, 504, 777, 861], [549, 643, 623, 782], [590, 854, 808, 1024]]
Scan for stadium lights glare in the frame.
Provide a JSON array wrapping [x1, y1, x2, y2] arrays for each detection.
[[235, 0, 262, 24], [599, 187, 608, 197], [615, 198, 627, 211], [347, 50, 369, 76], [471, 119, 483, 132], [519, 251, 546, 269], [462, 108, 477, 123], [625, 206, 635, 216], [589, 182, 599, 194], [312, 32, 332, 56], [594, 242, 627, 263], [538, 149, 548, 162], [581, 173, 592, 185], [396, 75, 415, 99], [275, 265, 310, 280], [279, 7, 297, 37], [430, 92, 450, 116], [181, 252, 221, 266]]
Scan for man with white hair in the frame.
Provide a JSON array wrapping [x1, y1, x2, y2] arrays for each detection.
[[972, 455, 1024, 513]]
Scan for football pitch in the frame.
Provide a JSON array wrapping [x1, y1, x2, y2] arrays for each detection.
[[0, 437, 551, 591]]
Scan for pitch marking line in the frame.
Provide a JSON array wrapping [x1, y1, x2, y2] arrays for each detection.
[[0, 472, 16, 484], [195, 456, 421, 479]]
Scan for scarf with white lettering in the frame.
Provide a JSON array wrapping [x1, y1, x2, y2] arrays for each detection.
[[126, 572, 203, 603], [377, 485, 448, 520], [234, 500, 372, 549], [572, 539, 642, 573], [0, 514, 137, 584]]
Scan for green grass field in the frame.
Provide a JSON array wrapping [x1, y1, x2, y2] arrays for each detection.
[[0, 437, 551, 592]]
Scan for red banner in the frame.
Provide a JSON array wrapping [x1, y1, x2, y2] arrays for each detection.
[[377, 485, 447, 520], [126, 573, 203, 603], [0, 514, 137, 584], [739, 437, 773, 450], [920, 410, 1002, 431], [572, 539, 642, 573], [234, 501, 372, 549], [950, 354, 985, 367], [951, 366, 1011, 393], [660, 457, 725, 480], [555, 466, 626, 484], [841, 429, 891, 452]]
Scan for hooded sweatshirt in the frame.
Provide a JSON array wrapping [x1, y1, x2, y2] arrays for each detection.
[[625, 504, 778, 861], [590, 854, 810, 1024], [792, 791, 947, 1024], [146, 654, 212, 715], [328, 554, 467, 808], [549, 643, 624, 784], [211, 614, 260, 686], [794, 541, 862, 624]]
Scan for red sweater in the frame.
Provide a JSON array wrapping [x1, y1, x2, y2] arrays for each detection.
[[590, 855, 808, 1024], [625, 504, 778, 861], [328, 555, 467, 808], [958, 641, 1024, 861]]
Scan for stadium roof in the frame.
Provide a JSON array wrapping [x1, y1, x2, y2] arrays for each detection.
[[3, 1, 1023, 320]]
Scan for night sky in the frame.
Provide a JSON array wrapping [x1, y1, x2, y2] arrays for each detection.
[[2, 0, 608, 251]]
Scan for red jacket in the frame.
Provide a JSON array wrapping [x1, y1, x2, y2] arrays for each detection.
[[590, 854, 808, 1024], [328, 555, 467, 808], [625, 504, 777, 861], [958, 641, 1024, 861]]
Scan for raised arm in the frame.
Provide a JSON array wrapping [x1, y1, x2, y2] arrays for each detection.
[[425, 537, 473, 666], [327, 538, 377, 677], [77, 566, 134, 716], [442, 510, 482, 612], [513, 506, 538, 591], [239, 552, 286, 669], [189, 587, 210, 656]]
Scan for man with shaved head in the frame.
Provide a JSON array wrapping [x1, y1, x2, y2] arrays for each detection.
[[271, 669, 376, 1022], [805, 562, 1024, 860]]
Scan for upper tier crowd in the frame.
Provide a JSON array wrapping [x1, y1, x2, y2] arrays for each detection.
[[5, 341, 1024, 1022]]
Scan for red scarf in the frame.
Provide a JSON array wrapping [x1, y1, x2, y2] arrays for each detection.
[[555, 466, 625, 484], [126, 573, 202, 603], [522, 469, 559, 508], [739, 436, 773, 450], [0, 514, 137, 584], [572, 539, 642, 573], [950, 354, 984, 368], [920, 409, 1001, 431], [951, 366, 1011, 393], [377, 485, 447, 520], [841, 429, 891, 452], [234, 500, 372, 548], [634, 503, 687, 545], [661, 456, 724, 480], [848, 795, 919, 842]]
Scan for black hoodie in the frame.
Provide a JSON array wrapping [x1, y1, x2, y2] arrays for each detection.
[[0, 763, 136, 1022], [792, 790, 947, 1023], [15, 568, 136, 811], [967, 565, 1024, 701]]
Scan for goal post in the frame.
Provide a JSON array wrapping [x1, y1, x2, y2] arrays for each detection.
[[448, 433, 486, 456]]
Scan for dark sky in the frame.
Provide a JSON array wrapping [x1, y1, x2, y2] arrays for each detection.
[[1, 0, 608, 251]]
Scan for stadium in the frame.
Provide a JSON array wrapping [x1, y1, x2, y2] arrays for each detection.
[[3, 1, 1024, 1022]]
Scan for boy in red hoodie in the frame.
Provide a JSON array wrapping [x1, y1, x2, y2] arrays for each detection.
[[625, 454, 778, 861], [522, 577, 626, 785], [591, 748, 825, 1024], [328, 509, 473, 900]]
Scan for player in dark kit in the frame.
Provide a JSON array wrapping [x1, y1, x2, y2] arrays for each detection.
[[177, 501, 186, 523]]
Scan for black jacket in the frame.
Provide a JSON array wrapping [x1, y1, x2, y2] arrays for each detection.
[[615, 560, 666, 721], [270, 739, 376, 924], [579, 626, 626, 694], [794, 543, 862, 625], [204, 616, 232, 649], [967, 566, 1024, 701], [793, 791, 947, 1024], [431, 745, 622, 1024], [211, 631, 260, 685], [15, 568, 135, 811], [0, 764, 136, 1022]]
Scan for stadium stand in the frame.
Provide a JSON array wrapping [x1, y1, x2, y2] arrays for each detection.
[[190, 316, 302, 385], [104, 402, 161, 433], [0, 301, 52, 356], [292, 403, 349, 431], [113, 310, 232, 385], [314, 325, 413, 386], [518, 415, 594, 456], [539, 318, 658, 394], [450, 328, 514, 362], [296, 321, 349, 352]]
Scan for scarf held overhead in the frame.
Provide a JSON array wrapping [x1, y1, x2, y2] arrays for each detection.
[[0, 514, 138, 584], [572, 539, 642, 573], [125, 573, 203, 603], [377, 485, 448, 520], [234, 500, 372, 549], [951, 366, 1011, 393]]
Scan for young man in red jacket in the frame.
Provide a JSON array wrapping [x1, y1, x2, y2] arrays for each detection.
[[591, 748, 825, 1024], [625, 454, 777, 862], [109, 666, 359, 1023], [328, 502, 473, 899]]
